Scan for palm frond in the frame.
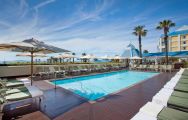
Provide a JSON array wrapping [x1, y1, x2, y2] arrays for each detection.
[[169, 22, 175, 27], [132, 31, 138, 36], [156, 26, 162, 30], [133, 25, 147, 37], [156, 20, 175, 31]]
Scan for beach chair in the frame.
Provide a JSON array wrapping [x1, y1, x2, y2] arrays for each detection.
[[1, 86, 36, 96], [89, 65, 97, 72], [102, 64, 109, 71], [132, 102, 188, 120], [154, 65, 159, 72], [130, 64, 137, 70], [0, 80, 24, 88], [49, 66, 65, 78], [166, 65, 173, 73], [137, 65, 143, 70], [68, 66, 81, 76], [148, 65, 154, 71], [159, 65, 165, 72], [78, 66, 89, 74], [3, 86, 43, 102], [59, 66, 69, 76], [142, 65, 148, 71], [94, 65, 103, 72]]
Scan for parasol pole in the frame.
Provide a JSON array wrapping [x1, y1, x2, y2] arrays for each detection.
[[31, 48, 34, 86]]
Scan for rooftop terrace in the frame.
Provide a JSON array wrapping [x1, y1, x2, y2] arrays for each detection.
[[1, 72, 175, 120]]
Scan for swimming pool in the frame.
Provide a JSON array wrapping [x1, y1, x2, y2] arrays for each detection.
[[51, 71, 159, 100]]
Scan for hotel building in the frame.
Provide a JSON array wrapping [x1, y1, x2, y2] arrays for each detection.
[[158, 25, 188, 52]]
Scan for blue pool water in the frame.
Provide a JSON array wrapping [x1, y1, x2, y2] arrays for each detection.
[[51, 71, 158, 100]]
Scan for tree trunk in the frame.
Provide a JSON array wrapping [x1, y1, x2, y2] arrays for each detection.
[[30, 50, 34, 86], [139, 35, 142, 58], [138, 35, 142, 63], [164, 33, 168, 65]]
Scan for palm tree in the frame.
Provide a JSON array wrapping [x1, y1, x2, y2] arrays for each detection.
[[143, 50, 149, 54], [156, 20, 175, 65], [72, 52, 76, 63], [133, 26, 147, 58], [82, 53, 87, 62], [82, 53, 86, 56]]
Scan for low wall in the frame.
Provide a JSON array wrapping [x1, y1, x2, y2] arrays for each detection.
[[0, 63, 127, 77], [0, 66, 31, 77]]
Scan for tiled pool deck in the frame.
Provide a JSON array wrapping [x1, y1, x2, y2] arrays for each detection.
[[2, 72, 175, 120]]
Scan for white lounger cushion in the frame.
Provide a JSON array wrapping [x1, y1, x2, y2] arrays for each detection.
[[152, 92, 170, 106], [169, 76, 181, 83], [163, 81, 177, 90], [176, 68, 184, 75], [131, 112, 157, 120], [26, 86, 43, 97], [5, 86, 43, 101], [139, 102, 163, 117], [17, 78, 31, 85], [5, 92, 30, 101], [157, 88, 173, 96]]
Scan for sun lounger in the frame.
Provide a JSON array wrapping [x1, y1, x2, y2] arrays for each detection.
[[180, 76, 188, 80], [1, 81, 24, 88], [4, 86, 28, 95], [16, 78, 31, 85], [157, 107, 188, 120], [153, 87, 188, 112], [153, 88, 180, 106], [0, 97, 4, 104], [148, 65, 154, 71], [137, 102, 188, 120], [137, 65, 143, 70], [181, 70, 188, 76], [175, 68, 184, 75], [174, 83, 188, 92], [178, 78, 188, 84], [79, 66, 89, 74], [171, 91, 188, 99], [4, 86, 43, 102], [154, 65, 159, 71], [168, 95, 188, 112], [5, 92, 32, 101]]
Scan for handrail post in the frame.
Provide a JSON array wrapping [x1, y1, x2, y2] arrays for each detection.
[[55, 80, 56, 89]]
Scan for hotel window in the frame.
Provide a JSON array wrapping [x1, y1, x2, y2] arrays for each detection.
[[183, 41, 186, 44]]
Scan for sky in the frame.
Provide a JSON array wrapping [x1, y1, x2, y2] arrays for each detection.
[[0, 0, 188, 61]]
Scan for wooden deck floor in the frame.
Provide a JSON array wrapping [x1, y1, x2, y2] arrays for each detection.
[[3, 72, 175, 120]]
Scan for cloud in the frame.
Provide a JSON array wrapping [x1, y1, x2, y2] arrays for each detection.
[[0, 0, 188, 61]]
